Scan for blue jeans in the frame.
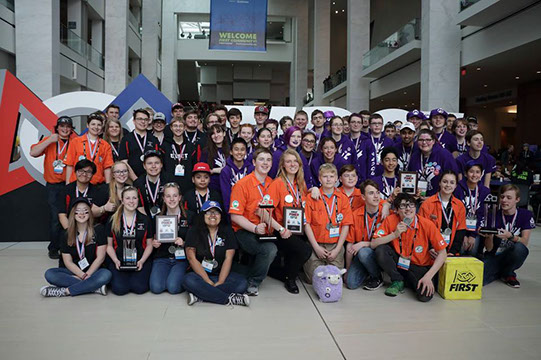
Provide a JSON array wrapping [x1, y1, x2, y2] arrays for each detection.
[[44, 267, 112, 296], [109, 261, 152, 295], [461, 234, 483, 257], [235, 230, 278, 286], [484, 242, 529, 285], [46, 182, 65, 251], [149, 257, 188, 294], [346, 247, 381, 289], [182, 271, 248, 304]]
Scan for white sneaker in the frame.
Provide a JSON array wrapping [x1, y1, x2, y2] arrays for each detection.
[[187, 292, 201, 306], [94, 285, 107, 296], [40, 286, 67, 297]]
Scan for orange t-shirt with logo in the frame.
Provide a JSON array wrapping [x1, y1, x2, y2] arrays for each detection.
[[305, 188, 353, 244], [64, 135, 113, 184], [30, 133, 76, 184], [229, 172, 273, 232], [347, 204, 384, 243], [373, 213, 446, 266], [418, 194, 466, 250]]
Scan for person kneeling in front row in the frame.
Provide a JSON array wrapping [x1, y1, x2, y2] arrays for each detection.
[[371, 193, 447, 302]]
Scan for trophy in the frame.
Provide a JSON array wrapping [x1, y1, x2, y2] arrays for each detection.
[[479, 194, 499, 235], [120, 238, 138, 271], [258, 195, 277, 241]]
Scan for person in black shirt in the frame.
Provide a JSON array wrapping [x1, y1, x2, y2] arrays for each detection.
[[162, 118, 196, 194], [118, 108, 161, 181], [104, 118, 123, 162], [183, 109, 207, 156], [106, 186, 154, 295], [149, 183, 189, 294], [184, 162, 223, 224], [183, 201, 249, 306], [41, 198, 112, 297]]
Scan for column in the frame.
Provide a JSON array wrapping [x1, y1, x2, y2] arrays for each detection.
[[15, 0, 60, 99], [141, 0, 161, 86], [420, 0, 461, 112], [105, 0, 129, 96], [290, 0, 309, 108], [67, 0, 83, 37], [346, 0, 370, 112], [313, 0, 330, 105], [161, 3, 178, 102]]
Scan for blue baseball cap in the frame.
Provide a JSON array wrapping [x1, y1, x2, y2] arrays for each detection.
[[406, 110, 425, 120], [201, 200, 222, 213], [429, 108, 448, 119]]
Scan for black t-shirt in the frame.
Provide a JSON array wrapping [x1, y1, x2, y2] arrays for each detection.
[[183, 189, 223, 224], [57, 182, 107, 215], [118, 131, 161, 177], [162, 139, 197, 194], [184, 224, 237, 275], [133, 173, 174, 223], [184, 129, 207, 151], [59, 224, 107, 271], [106, 211, 154, 262], [154, 212, 190, 259]]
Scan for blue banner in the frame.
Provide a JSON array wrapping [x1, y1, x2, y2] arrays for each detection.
[[209, 0, 267, 52]]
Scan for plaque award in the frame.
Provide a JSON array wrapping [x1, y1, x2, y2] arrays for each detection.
[[120, 238, 138, 271], [284, 207, 304, 235], [156, 215, 177, 243], [258, 195, 277, 241], [399, 172, 418, 194], [479, 194, 499, 235]]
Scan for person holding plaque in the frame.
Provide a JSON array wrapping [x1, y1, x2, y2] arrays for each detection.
[[183, 201, 249, 306], [149, 183, 189, 294], [303, 163, 353, 281], [372, 193, 447, 301], [419, 170, 467, 256], [41, 198, 112, 297], [230, 148, 278, 296], [483, 184, 534, 288], [371, 147, 400, 201], [267, 150, 312, 294], [106, 187, 154, 295]]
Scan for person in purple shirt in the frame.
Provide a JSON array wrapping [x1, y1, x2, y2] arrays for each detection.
[[483, 184, 534, 288], [272, 126, 303, 179], [348, 113, 376, 182], [263, 119, 280, 151], [220, 138, 254, 212], [246, 127, 274, 162], [371, 147, 400, 201], [453, 118, 469, 156], [199, 124, 229, 195], [394, 122, 418, 171], [406, 109, 426, 132], [329, 116, 357, 164], [310, 137, 351, 188], [368, 114, 394, 176], [408, 129, 459, 197], [300, 132, 317, 189], [453, 162, 491, 257], [309, 109, 330, 147], [429, 108, 458, 156], [456, 130, 496, 188]]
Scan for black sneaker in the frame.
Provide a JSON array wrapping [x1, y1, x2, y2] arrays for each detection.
[[40, 286, 67, 297], [48, 250, 60, 260], [363, 277, 383, 291], [284, 278, 300, 294], [502, 276, 520, 288], [227, 293, 250, 307]]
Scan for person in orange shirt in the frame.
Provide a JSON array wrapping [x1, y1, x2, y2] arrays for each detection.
[[419, 170, 467, 257], [303, 163, 353, 281], [229, 148, 277, 296], [268, 149, 312, 294], [30, 116, 76, 259], [64, 113, 113, 185], [372, 193, 447, 302], [345, 180, 385, 291], [337, 164, 364, 211]]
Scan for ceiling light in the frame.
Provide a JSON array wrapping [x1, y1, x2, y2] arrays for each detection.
[[515, 76, 520, 79], [333, 1, 336, 4], [381, 99, 384, 102], [483, 84, 488, 87], [342, 9, 345, 12], [476, 67, 481, 71], [411, 102, 415, 105], [537, 71, 541, 74], [403, 91, 407, 95], [335, 10, 338, 14]]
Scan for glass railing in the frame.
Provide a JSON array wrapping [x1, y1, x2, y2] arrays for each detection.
[[362, 18, 420, 70], [60, 24, 104, 70], [323, 67, 347, 93], [0, 0, 14, 11], [129, 11, 142, 36], [460, 0, 482, 11]]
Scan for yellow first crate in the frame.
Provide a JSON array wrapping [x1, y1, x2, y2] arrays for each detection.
[[438, 257, 484, 300]]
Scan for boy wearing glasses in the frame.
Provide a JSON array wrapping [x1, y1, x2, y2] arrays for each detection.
[[372, 193, 447, 302], [118, 109, 161, 181], [368, 114, 393, 176]]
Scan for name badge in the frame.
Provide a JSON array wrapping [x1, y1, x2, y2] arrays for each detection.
[[397, 256, 410, 270], [175, 248, 186, 260], [466, 217, 477, 231], [202, 259, 214, 273], [329, 225, 339, 238], [175, 164, 185, 177], [53, 165, 64, 174], [442, 233, 451, 245], [418, 180, 428, 196], [78, 257, 90, 270]]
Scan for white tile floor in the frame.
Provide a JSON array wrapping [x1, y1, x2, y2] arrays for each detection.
[[1, 230, 541, 360]]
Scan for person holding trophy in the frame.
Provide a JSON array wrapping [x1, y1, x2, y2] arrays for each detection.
[[106, 186, 154, 295]]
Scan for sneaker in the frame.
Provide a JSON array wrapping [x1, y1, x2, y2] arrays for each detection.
[[40, 286, 67, 297], [48, 250, 60, 260], [227, 293, 250, 307], [363, 277, 383, 291], [384, 281, 405, 297], [187, 292, 201, 306], [502, 276, 521, 288], [94, 285, 107, 296], [246, 284, 259, 296], [284, 278, 299, 294]]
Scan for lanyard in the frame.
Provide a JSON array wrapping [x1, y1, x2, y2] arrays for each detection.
[[123, 212, 136, 236], [111, 143, 119, 158], [56, 139, 69, 160], [134, 132, 147, 154], [354, 136, 362, 150], [84, 136, 100, 161], [437, 131, 444, 143], [382, 176, 395, 197], [171, 143, 186, 164], [323, 194, 338, 225], [308, 152, 313, 165], [467, 186, 479, 216], [398, 216, 419, 257], [256, 183, 267, 202], [76, 185, 88, 198], [75, 230, 87, 260], [285, 177, 300, 206], [145, 176, 161, 206], [402, 145, 413, 168], [501, 211, 518, 232], [196, 190, 209, 209], [185, 131, 197, 144], [364, 210, 379, 241], [438, 194, 454, 228], [420, 153, 430, 178], [370, 135, 380, 147], [207, 233, 217, 258]]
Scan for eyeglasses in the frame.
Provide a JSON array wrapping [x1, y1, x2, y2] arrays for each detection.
[[76, 169, 93, 175], [302, 139, 316, 144], [205, 210, 221, 216], [135, 117, 149, 122], [113, 170, 129, 175], [418, 138, 434, 143], [331, 123, 343, 128], [398, 203, 416, 209]]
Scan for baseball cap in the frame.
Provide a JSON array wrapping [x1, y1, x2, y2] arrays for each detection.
[[254, 106, 269, 115], [201, 200, 222, 213], [57, 116, 73, 127], [192, 162, 211, 174], [466, 116, 478, 124], [143, 149, 162, 162], [429, 108, 448, 119], [400, 122, 416, 132], [323, 110, 335, 120], [172, 103, 184, 111], [406, 110, 425, 120], [71, 197, 92, 208], [153, 112, 166, 122]]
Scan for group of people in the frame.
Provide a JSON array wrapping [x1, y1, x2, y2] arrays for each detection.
[[33, 102, 534, 306]]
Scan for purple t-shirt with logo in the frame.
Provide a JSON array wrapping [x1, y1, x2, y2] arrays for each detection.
[[310, 152, 352, 188], [435, 130, 458, 153], [349, 133, 376, 181], [371, 175, 398, 200], [220, 157, 254, 211], [407, 146, 459, 196], [394, 139, 418, 172], [453, 178, 491, 234], [456, 151, 496, 184], [484, 208, 535, 255]]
